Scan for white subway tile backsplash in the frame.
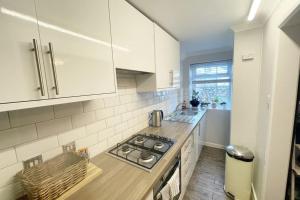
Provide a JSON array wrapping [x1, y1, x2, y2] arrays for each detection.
[[96, 108, 114, 120], [114, 105, 127, 115], [99, 127, 114, 141], [107, 133, 122, 148], [0, 125, 37, 150], [105, 116, 122, 128], [119, 95, 132, 104], [0, 149, 17, 169], [0, 112, 10, 131], [0, 162, 23, 187], [76, 133, 98, 149], [118, 88, 136, 95], [54, 102, 83, 118], [127, 117, 138, 128], [83, 99, 105, 112], [15, 136, 58, 161], [114, 122, 128, 134], [42, 147, 63, 161], [131, 109, 141, 117], [121, 112, 132, 122], [88, 139, 107, 158], [122, 128, 135, 140], [126, 102, 138, 111], [0, 75, 180, 193], [72, 111, 96, 128], [0, 181, 24, 200], [98, 139, 108, 153], [9, 106, 54, 127], [85, 120, 106, 135], [58, 127, 85, 145], [104, 96, 120, 107], [36, 117, 72, 138]]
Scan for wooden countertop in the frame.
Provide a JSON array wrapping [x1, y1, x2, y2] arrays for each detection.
[[67, 110, 207, 200]]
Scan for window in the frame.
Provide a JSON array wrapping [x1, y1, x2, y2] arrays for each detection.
[[190, 60, 232, 105]]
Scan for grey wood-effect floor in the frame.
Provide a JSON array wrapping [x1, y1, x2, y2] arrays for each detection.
[[183, 146, 228, 200]]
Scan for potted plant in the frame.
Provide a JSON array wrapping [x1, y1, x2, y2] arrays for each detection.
[[211, 97, 219, 108], [190, 90, 200, 108]]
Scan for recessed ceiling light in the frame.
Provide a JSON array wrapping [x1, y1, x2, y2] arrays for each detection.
[[247, 0, 261, 21]]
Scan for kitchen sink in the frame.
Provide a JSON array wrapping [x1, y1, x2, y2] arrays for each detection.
[[164, 109, 200, 123], [179, 110, 198, 116]]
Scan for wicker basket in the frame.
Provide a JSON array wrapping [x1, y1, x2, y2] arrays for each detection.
[[18, 152, 88, 200]]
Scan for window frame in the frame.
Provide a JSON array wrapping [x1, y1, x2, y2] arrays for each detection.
[[190, 59, 233, 103]]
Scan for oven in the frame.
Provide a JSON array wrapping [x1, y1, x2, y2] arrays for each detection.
[[153, 153, 181, 200]]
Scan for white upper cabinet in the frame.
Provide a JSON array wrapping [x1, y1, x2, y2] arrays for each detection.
[[35, 0, 116, 98], [154, 24, 180, 89], [0, 0, 49, 103], [109, 0, 155, 73], [136, 24, 180, 92]]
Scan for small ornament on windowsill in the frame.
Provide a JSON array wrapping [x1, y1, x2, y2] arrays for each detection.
[[211, 97, 220, 109]]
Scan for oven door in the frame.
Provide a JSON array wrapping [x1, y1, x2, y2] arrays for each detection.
[[153, 154, 181, 200]]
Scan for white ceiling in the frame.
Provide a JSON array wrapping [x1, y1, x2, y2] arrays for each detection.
[[127, 0, 281, 59]]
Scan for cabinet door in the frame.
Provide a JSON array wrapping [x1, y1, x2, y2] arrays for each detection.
[[154, 24, 180, 89], [171, 39, 180, 89], [193, 123, 200, 159], [199, 114, 207, 155], [110, 0, 155, 73], [35, 0, 116, 98], [0, 0, 48, 104]]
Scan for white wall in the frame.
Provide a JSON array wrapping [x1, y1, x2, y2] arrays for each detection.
[[231, 28, 263, 152], [232, 0, 300, 199], [181, 51, 232, 148], [263, 27, 300, 200], [257, 2, 300, 198], [0, 73, 180, 199], [205, 109, 231, 148]]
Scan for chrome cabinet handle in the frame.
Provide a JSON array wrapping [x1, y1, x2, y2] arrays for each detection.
[[32, 39, 45, 96], [169, 70, 174, 87], [47, 42, 59, 95], [169, 71, 172, 86]]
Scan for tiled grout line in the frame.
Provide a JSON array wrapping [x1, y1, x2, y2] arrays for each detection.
[[0, 86, 181, 199], [183, 146, 227, 200]]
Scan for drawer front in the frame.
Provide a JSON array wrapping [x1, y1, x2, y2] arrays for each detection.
[[182, 135, 193, 154]]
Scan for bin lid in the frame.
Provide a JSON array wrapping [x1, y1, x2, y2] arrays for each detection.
[[225, 145, 254, 162]]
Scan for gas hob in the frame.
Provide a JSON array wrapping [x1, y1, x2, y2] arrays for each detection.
[[107, 134, 175, 171]]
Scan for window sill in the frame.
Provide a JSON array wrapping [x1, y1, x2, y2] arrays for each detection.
[[205, 104, 231, 111]]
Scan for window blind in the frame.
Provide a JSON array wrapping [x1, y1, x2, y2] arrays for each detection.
[[190, 60, 232, 104]]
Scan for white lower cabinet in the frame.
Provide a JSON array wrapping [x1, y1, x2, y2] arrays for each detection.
[[180, 131, 197, 199], [179, 114, 206, 199], [199, 113, 207, 156]]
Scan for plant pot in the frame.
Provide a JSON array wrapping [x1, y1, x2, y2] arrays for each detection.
[[190, 99, 200, 107], [211, 102, 217, 108]]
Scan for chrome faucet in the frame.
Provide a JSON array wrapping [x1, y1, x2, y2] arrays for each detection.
[[175, 103, 183, 111], [176, 100, 187, 111]]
